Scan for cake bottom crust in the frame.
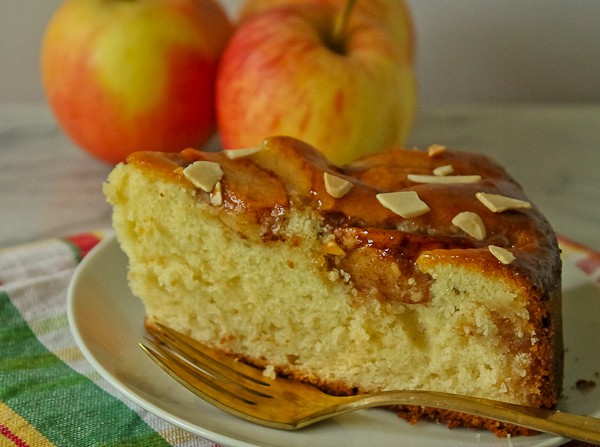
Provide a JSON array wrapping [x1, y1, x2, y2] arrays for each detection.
[[394, 406, 538, 437]]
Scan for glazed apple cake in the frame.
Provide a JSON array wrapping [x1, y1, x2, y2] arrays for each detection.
[[103, 136, 562, 436]]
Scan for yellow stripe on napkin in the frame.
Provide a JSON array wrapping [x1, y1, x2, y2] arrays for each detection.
[[0, 401, 57, 447]]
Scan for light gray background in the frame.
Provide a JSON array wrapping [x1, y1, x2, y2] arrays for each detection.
[[2, 0, 600, 105]]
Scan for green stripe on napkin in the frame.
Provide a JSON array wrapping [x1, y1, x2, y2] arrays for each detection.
[[0, 291, 170, 447]]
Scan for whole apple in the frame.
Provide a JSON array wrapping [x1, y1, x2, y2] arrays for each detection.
[[216, 0, 416, 164], [41, 0, 232, 164]]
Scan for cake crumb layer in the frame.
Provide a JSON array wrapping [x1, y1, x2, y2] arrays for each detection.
[[104, 136, 563, 437]]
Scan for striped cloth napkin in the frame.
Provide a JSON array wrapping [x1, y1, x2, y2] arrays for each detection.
[[0, 232, 220, 447], [1, 232, 598, 447]]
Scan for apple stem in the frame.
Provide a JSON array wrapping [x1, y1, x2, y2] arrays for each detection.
[[331, 0, 356, 54]]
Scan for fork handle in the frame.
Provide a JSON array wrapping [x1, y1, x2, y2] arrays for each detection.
[[340, 390, 600, 444]]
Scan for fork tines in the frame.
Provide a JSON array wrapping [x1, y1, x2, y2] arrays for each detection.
[[140, 323, 274, 407]]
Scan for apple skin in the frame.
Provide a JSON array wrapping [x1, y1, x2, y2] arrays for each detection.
[[239, 0, 414, 60], [41, 0, 232, 164], [216, 0, 416, 165]]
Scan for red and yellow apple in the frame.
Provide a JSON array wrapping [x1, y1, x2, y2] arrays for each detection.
[[41, 0, 232, 164], [216, 0, 416, 164]]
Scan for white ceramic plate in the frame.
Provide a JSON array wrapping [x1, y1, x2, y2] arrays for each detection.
[[67, 236, 600, 447]]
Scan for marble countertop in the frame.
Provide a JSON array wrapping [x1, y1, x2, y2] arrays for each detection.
[[1, 102, 599, 252]]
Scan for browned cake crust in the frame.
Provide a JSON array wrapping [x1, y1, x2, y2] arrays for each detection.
[[117, 136, 562, 436]]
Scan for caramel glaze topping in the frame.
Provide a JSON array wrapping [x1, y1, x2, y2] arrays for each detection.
[[127, 136, 561, 305]]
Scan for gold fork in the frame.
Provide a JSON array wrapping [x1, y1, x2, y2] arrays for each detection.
[[140, 323, 600, 444]]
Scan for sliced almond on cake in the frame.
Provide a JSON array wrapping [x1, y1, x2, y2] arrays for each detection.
[[476, 192, 532, 212], [376, 191, 430, 218], [433, 164, 455, 176], [224, 147, 262, 159], [323, 240, 346, 256], [427, 144, 447, 157], [324, 172, 354, 198], [452, 211, 486, 240], [183, 161, 223, 192], [407, 174, 481, 184], [210, 181, 223, 206], [489, 245, 516, 264]]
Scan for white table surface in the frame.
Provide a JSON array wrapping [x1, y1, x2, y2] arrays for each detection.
[[1, 101, 599, 252]]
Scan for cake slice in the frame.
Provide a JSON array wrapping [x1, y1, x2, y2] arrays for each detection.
[[103, 136, 562, 436]]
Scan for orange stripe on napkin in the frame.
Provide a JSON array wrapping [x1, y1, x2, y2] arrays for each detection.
[[64, 231, 104, 260], [0, 402, 56, 447], [559, 236, 600, 280]]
